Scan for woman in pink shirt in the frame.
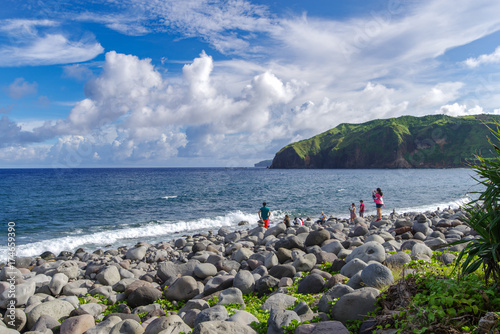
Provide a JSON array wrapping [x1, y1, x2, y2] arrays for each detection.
[[372, 188, 384, 221]]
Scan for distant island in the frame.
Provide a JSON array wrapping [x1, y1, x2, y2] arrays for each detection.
[[270, 114, 500, 169], [254, 160, 273, 168]]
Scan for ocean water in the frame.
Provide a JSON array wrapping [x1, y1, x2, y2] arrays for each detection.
[[0, 168, 481, 262]]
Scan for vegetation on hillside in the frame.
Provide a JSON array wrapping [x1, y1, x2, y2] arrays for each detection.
[[270, 114, 500, 169]]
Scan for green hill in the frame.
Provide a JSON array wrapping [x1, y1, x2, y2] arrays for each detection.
[[270, 114, 500, 169]]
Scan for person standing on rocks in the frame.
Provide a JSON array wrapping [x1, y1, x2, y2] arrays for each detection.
[[359, 200, 365, 218], [259, 202, 271, 229], [372, 188, 384, 221], [349, 203, 357, 222]]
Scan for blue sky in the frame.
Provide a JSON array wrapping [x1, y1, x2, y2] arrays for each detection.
[[1, 0, 500, 167]]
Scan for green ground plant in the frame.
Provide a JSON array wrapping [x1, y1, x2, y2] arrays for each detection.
[[367, 251, 500, 333], [455, 124, 500, 283]]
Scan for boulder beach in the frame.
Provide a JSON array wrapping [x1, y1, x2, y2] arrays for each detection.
[[0, 206, 484, 334]]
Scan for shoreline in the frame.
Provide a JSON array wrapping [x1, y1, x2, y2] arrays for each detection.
[[2, 198, 469, 263], [0, 206, 474, 333]]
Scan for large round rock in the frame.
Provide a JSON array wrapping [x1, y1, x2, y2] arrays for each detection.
[[233, 270, 255, 295], [193, 263, 217, 279], [164, 276, 200, 301], [297, 274, 325, 294], [344, 241, 386, 263], [27, 300, 75, 329], [360, 263, 394, 289], [193, 305, 228, 328], [331, 287, 379, 323], [128, 286, 162, 308], [305, 229, 330, 247]]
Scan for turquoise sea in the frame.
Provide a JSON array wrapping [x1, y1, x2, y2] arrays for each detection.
[[0, 168, 480, 262]]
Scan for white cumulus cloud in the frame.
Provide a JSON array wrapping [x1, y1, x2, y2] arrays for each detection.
[[465, 46, 500, 68]]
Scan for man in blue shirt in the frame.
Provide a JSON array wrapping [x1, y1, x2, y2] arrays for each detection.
[[258, 202, 271, 229]]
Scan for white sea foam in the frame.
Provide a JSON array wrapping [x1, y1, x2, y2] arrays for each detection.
[[0, 210, 258, 261], [322, 197, 471, 220], [392, 196, 471, 215], [161, 195, 178, 200], [0, 198, 473, 262]]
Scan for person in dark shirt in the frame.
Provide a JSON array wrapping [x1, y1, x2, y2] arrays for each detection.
[[258, 202, 271, 229], [283, 214, 291, 228]]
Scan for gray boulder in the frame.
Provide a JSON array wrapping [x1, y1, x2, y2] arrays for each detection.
[[255, 275, 279, 294], [228, 310, 259, 326], [96, 266, 121, 286], [412, 243, 433, 258], [109, 319, 144, 334], [360, 263, 394, 289], [268, 265, 296, 279], [165, 276, 201, 301], [331, 287, 379, 323], [193, 305, 228, 328], [274, 236, 304, 250], [364, 235, 386, 244], [1, 280, 36, 308], [438, 252, 457, 266], [27, 299, 75, 329], [412, 222, 431, 235], [128, 286, 162, 308], [318, 284, 354, 313], [79, 303, 106, 318], [264, 223, 287, 238], [305, 229, 330, 247], [424, 237, 447, 250], [157, 260, 199, 285], [384, 252, 411, 269], [3, 307, 26, 332], [297, 274, 325, 294], [144, 315, 191, 334], [267, 309, 300, 334], [344, 241, 386, 263], [218, 287, 245, 306], [126, 246, 147, 261], [179, 299, 210, 314], [262, 293, 297, 312], [194, 263, 217, 280], [203, 275, 234, 296], [60, 314, 95, 334], [232, 248, 254, 263], [56, 261, 80, 280], [295, 321, 350, 334], [292, 254, 317, 272], [321, 240, 344, 255], [29, 314, 61, 332], [264, 253, 279, 269], [84, 315, 122, 334], [350, 225, 369, 237], [193, 320, 258, 334], [49, 273, 69, 296], [345, 272, 364, 290], [340, 258, 367, 278], [233, 270, 255, 295]]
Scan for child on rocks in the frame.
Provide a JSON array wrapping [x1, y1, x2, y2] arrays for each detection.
[[359, 200, 365, 218]]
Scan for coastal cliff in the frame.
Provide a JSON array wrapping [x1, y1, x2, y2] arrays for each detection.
[[270, 114, 500, 169]]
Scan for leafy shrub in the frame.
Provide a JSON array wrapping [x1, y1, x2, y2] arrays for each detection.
[[456, 124, 500, 282]]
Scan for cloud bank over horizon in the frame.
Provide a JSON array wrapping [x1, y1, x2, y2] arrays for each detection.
[[1, 0, 500, 167]]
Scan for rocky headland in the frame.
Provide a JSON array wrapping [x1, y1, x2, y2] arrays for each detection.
[[0, 208, 479, 334], [270, 114, 500, 169]]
